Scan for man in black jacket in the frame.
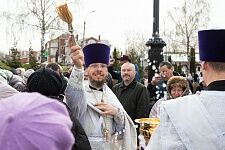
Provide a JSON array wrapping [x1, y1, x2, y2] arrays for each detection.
[[112, 62, 150, 122], [112, 62, 151, 146]]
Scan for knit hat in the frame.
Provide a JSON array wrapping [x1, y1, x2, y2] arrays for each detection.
[[27, 68, 63, 97], [83, 43, 110, 67], [198, 29, 225, 62], [0, 92, 74, 150]]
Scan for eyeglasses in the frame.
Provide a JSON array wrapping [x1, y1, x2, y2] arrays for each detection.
[[89, 63, 108, 69]]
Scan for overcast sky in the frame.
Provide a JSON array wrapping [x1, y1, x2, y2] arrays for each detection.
[[0, 0, 224, 53]]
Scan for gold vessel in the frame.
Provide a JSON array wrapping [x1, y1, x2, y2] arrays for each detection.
[[135, 118, 160, 138]]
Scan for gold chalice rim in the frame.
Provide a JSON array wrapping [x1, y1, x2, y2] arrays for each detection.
[[135, 118, 160, 125]]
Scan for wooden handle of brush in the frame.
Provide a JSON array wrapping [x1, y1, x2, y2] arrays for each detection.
[[68, 24, 76, 46], [70, 34, 76, 46]]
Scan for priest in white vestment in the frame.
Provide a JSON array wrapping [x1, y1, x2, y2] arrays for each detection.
[[65, 43, 137, 150], [146, 29, 225, 149]]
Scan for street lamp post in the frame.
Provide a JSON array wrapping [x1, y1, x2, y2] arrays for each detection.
[[82, 10, 95, 47], [146, 0, 166, 82]]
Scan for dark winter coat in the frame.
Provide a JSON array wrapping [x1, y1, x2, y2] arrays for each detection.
[[51, 97, 92, 150], [112, 80, 151, 122]]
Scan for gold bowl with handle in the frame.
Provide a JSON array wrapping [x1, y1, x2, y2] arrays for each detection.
[[135, 118, 160, 139]]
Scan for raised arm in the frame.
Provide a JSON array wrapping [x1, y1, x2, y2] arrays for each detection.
[[65, 45, 87, 124]]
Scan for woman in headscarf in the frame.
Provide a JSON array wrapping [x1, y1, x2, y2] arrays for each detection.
[[149, 76, 190, 118]]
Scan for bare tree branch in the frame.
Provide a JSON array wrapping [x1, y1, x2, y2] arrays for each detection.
[[162, 0, 210, 74], [165, 0, 210, 53]]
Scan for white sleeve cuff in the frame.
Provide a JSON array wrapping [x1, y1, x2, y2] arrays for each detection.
[[68, 66, 84, 90]]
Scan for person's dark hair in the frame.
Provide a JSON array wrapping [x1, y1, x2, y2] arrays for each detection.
[[159, 61, 173, 69], [193, 73, 199, 82], [46, 63, 60, 72], [207, 62, 225, 72]]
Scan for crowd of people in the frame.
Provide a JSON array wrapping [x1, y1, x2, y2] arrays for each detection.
[[0, 29, 225, 150]]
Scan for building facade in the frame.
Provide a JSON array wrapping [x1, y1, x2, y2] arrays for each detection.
[[45, 33, 110, 65]]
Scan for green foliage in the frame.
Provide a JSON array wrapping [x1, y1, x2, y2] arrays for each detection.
[[7, 48, 22, 69], [61, 65, 70, 72], [112, 48, 121, 71], [0, 61, 11, 70], [173, 63, 182, 74], [28, 53, 39, 70], [127, 48, 143, 78], [5, 49, 39, 71], [128, 49, 139, 64], [21, 63, 30, 70]]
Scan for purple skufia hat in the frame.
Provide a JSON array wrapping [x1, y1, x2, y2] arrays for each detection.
[[0, 92, 74, 150], [198, 29, 225, 62], [83, 43, 110, 67]]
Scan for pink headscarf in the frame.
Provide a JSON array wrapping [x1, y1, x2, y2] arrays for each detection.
[[0, 92, 74, 150]]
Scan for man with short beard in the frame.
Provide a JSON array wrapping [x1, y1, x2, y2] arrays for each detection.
[[112, 62, 150, 122], [65, 43, 137, 150], [112, 62, 150, 147]]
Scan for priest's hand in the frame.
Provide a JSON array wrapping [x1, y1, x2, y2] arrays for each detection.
[[69, 44, 84, 69], [95, 102, 118, 116]]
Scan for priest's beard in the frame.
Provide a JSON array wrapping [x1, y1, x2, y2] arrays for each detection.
[[89, 76, 106, 89]]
